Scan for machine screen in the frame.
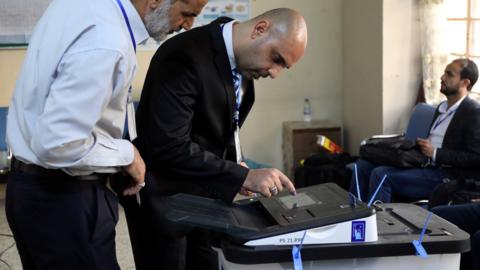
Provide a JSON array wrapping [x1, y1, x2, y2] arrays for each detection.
[[278, 193, 316, 209]]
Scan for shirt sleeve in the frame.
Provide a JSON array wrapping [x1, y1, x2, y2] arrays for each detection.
[[30, 48, 134, 174]]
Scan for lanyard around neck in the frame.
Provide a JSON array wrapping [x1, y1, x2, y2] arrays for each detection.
[[115, 0, 136, 52], [432, 108, 457, 131]]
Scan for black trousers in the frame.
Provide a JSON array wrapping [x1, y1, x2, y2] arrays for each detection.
[[117, 188, 218, 270], [5, 170, 120, 270], [432, 203, 480, 270]]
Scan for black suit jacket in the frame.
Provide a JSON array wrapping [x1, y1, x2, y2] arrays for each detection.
[[430, 96, 480, 178], [134, 18, 253, 204]]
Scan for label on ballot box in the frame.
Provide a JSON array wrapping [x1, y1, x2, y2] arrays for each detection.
[[351, 221, 366, 242]]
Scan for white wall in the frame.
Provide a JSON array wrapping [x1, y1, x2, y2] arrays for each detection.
[[382, 0, 422, 134], [343, 0, 422, 154], [242, 0, 343, 169], [342, 0, 383, 153]]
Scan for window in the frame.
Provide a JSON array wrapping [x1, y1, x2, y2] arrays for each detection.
[[445, 0, 480, 93]]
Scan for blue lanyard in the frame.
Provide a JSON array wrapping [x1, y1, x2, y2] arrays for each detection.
[[432, 108, 456, 131], [115, 0, 136, 52]]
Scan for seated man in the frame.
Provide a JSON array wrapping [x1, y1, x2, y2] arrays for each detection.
[[432, 203, 480, 270], [350, 58, 480, 203], [117, 8, 308, 270]]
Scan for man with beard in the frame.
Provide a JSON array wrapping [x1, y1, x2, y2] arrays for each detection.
[[349, 58, 480, 203], [5, 0, 207, 269], [118, 8, 307, 270]]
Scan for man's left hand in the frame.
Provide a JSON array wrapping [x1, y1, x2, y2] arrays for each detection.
[[416, 138, 434, 157]]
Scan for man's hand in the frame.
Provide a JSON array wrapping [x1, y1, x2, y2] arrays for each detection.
[[417, 138, 434, 158], [239, 161, 249, 168], [242, 168, 296, 198], [122, 145, 146, 196], [237, 162, 252, 196]]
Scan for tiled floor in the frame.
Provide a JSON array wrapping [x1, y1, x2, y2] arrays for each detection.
[[0, 184, 136, 270]]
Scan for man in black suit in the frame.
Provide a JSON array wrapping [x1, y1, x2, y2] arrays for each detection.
[[119, 8, 308, 270], [350, 58, 480, 203]]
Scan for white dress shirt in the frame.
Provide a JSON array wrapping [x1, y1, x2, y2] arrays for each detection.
[[429, 95, 466, 162], [6, 0, 149, 175]]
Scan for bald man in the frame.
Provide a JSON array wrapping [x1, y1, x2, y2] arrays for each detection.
[[117, 8, 308, 270], [5, 0, 207, 269]]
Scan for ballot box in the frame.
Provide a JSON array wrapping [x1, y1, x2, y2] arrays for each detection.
[[165, 184, 469, 270]]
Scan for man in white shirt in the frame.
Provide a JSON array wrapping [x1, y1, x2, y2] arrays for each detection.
[[5, 0, 207, 269], [350, 58, 480, 203]]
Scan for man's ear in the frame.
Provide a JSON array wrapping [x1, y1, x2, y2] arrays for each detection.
[[251, 20, 270, 39], [461, 78, 471, 90]]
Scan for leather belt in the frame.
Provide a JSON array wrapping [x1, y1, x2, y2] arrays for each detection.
[[11, 157, 110, 182]]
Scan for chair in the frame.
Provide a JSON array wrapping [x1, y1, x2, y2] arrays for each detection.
[[348, 103, 437, 204], [0, 107, 11, 175], [348, 102, 436, 170], [395, 103, 436, 204], [404, 103, 436, 140]]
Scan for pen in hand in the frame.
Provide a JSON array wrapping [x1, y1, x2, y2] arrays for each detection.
[[135, 182, 145, 206]]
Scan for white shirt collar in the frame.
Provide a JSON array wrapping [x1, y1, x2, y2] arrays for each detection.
[[221, 20, 238, 71], [119, 0, 150, 46], [438, 95, 467, 114]]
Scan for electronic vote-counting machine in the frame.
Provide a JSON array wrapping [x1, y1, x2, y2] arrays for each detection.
[[165, 183, 470, 270], [165, 183, 378, 246]]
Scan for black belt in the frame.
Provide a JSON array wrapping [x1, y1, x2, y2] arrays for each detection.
[[11, 157, 111, 182]]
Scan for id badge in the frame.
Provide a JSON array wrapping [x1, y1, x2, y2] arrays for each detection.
[[234, 126, 242, 163], [126, 91, 137, 141]]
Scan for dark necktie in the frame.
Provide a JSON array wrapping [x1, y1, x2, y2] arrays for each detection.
[[232, 68, 242, 106]]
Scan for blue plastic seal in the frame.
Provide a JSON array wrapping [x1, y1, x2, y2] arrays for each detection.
[[291, 230, 307, 270], [368, 174, 388, 207], [412, 240, 428, 257], [354, 163, 362, 201], [412, 211, 432, 258], [292, 245, 303, 270]]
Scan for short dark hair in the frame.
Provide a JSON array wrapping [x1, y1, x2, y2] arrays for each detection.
[[454, 58, 478, 91]]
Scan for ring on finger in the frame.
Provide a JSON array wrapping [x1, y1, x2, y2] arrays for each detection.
[[269, 185, 278, 194]]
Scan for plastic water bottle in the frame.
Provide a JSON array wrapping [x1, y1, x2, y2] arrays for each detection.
[[303, 98, 311, 122]]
